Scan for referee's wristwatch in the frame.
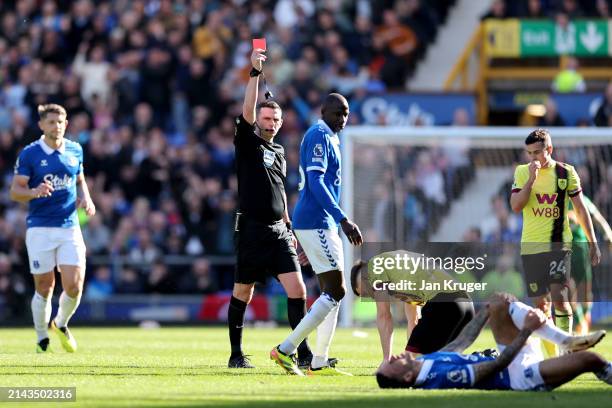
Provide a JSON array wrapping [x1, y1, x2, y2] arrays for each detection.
[[249, 67, 262, 77]]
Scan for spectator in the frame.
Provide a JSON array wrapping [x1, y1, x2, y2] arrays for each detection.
[[593, 82, 612, 127], [552, 57, 585, 93], [481, 0, 509, 20], [179, 257, 218, 294], [538, 98, 566, 126], [86, 266, 114, 300]]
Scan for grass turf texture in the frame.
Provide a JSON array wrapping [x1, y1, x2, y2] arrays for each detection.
[[0, 326, 610, 407]]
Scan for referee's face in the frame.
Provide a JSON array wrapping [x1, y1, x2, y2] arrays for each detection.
[[256, 107, 283, 138]]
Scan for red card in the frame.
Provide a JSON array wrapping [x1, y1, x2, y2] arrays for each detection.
[[252, 38, 266, 51]]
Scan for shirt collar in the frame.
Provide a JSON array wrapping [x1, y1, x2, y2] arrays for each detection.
[[38, 136, 66, 155], [414, 359, 433, 387], [317, 119, 337, 137]]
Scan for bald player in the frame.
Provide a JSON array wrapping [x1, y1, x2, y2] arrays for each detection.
[[270, 93, 363, 376]]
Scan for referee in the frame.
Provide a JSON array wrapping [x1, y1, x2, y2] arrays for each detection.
[[227, 48, 312, 368]]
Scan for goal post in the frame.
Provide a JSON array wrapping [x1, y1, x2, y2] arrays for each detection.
[[339, 126, 612, 327]]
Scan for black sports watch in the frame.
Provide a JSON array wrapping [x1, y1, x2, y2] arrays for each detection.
[[249, 67, 262, 77]]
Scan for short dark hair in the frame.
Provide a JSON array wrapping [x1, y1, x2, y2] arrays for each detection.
[[376, 372, 411, 389], [350, 260, 366, 296], [257, 100, 282, 114], [38, 104, 67, 119], [525, 128, 551, 146]]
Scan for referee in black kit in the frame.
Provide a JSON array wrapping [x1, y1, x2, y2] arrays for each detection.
[[227, 47, 312, 368]]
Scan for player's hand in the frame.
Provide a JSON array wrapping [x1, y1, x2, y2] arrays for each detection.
[[77, 196, 96, 216], [32, 181, 54, 198], [589, 241, 601, 266], [341, 218, 363, 246], [251, 49, 266, 71], [528, 160, 541, 182], [523, 309, 546, 331], [296, 241, 310, 266]]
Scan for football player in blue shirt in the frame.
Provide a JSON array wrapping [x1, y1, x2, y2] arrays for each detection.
[[10, 104, 95, 353], [270, 93, 363, 376], [376, 293, 611, 390]]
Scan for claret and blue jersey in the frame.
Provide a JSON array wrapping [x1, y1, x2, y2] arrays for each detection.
[[14, 137, 83, 228], [414, 352, 511, 390], [293, 119, 346, 230]]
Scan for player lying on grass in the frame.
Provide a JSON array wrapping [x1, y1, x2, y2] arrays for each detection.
[[376, 293, 611, 390], [350, 251, 475, 361]]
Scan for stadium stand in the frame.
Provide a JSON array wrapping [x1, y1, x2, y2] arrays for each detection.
[[0, 0, 456, 319]]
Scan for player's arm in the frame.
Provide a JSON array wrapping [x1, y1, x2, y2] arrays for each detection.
[[242, 49, 265, 125], [438, 306, 489, 353], [375, 300, 394, 361], [306, 169, 362, 245], [569, 168, 600, 265], [571, 194, 600, 266], [76, 173, 96, 216], [471, 309, 544, 385], [404, 303, 420, 338], [10, 175, 53, 203], [589, 203, 612, 242], [510, 163, 538, 213]]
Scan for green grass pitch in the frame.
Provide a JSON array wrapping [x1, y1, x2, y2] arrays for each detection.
[[0, 326, 610, 407]]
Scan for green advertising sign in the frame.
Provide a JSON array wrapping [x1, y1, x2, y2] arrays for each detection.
[[485, 19, 612, 57], [520, 21, 555, 56], [575, 20, 608, 55]]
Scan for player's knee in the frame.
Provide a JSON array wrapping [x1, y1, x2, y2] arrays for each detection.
[[287, 282, 306, 299], [232, 284, 254, 303], [64, 284, 82, 298], [328, 284, 346, 302], [578, 351, 606, 370]]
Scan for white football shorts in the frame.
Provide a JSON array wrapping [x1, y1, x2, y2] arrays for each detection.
[[497, 338, 548, 391], [25, 227, 86, 274], [295, 229, 343, 274]]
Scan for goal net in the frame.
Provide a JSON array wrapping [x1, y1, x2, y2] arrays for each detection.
[[340, 127, 612, 326]]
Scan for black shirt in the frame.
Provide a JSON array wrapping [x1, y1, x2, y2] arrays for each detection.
[[234, 115, 287, 223]]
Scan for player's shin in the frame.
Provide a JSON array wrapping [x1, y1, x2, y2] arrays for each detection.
[[228, 296, 247, 356], [31, 292, 52, 341], [287, 297, 312, 359], [280, 293, 337, 355], [55, 291, 81, 328], [509, 301, 570, 344], [312, 303, 339, 369]]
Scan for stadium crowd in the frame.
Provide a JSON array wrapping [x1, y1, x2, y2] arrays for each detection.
[[0, 0, 457, 314]]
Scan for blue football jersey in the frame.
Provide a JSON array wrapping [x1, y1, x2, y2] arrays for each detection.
[[14, 137, 83, 228], [414, 352, 511, 390], [293, 120, 344, 229]]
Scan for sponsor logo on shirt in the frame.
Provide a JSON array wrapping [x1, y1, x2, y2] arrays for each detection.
[[43, 174, 74, 190]]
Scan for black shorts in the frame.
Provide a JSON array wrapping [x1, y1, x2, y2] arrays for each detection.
[[406, 291, 474, 354], [234, 215, 300, 284], [521, 250, 571, 297]]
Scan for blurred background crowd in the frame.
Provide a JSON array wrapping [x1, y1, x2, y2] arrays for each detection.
[[0, 0, 611, 318]]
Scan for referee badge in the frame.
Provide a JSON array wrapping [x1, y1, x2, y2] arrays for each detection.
[[557, 179, 567, 190], [529, 282, 538, 293], [263, 150, 275, 168]]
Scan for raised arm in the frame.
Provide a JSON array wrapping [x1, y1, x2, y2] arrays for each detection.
[[510, 162, 539, 213], [242, 49, 265, 125], [439, 306, 490, 353]]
